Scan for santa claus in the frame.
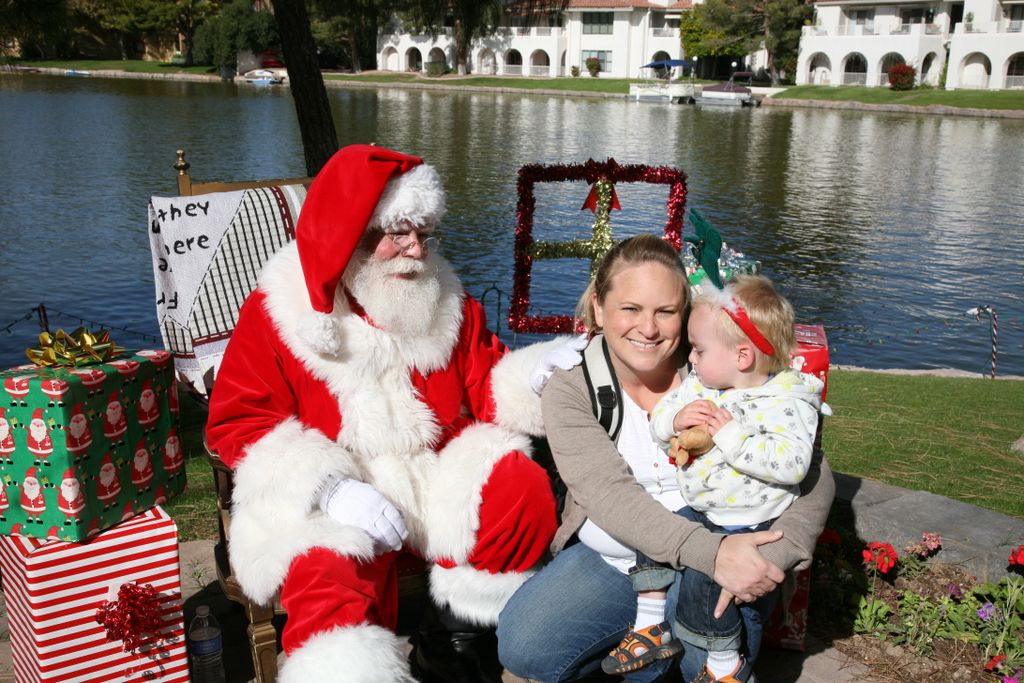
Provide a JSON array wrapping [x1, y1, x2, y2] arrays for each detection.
[[162, 428, 183, 479], [57, 468, 86, 524], [130, 440, 153, 492], [70, 367, 106, 395], [25, 408, 53, 465], [40, 378, 69, 406], [4, 374, 32, 405], [65, 403, 93, 459], [136, 379, 160, 429], [102, 391, 127, 442], [206, 145, 567, 683], [95, 453, 122, 509], [20, 467, 46, 523], [0, 407, 16, 464], [0, 483, 9, 520]]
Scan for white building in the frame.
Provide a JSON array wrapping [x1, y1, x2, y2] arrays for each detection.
[[377, 0, 690, 79], [796, 0, 1024, 89]]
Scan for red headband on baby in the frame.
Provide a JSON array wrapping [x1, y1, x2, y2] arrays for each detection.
[[723, 299, 775, 356]]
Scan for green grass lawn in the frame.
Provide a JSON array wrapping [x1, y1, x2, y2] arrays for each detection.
[[326, 73, 661, 94], [12, 58, 217, 76], [775, 85, 1024, 110], [822, 369, 1024, 518], [164, 369, 1024, 540]]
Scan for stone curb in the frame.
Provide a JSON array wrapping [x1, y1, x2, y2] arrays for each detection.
[[762, 96, 1024, 119]]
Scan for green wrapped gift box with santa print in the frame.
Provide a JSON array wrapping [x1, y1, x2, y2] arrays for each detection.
[[0, 349, 186, 541]]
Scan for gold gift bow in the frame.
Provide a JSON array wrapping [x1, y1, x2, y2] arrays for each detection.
[[26, 327, 123, 367]]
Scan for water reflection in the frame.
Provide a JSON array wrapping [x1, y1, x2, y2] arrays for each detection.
[[0, 74, 1021, 375]]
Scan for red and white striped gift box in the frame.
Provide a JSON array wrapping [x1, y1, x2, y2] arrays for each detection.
[[0, 506, 188, 683]]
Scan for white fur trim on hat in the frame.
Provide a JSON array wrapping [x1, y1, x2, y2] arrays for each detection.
[[297, 311, 340, 357], [279, 623, 416, 683], [368, 164, 446, 232]]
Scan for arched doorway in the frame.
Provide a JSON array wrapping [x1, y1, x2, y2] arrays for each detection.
[[504, 49, 523, 76], [406, 47, 423, 72], [842, 52, 867, 85], [921, 52, 938, 86], [1006, 52, 1024, 89], [477, 48, 496, 75], [879, 52, 906, 86], [529, 49, 550, 76], [959, 52, 991, 89], [381, 46, 399, 71], [427, 47, 447, 72], [807, 52, 831, 84]]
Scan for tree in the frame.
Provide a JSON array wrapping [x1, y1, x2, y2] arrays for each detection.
[[0, 0, 70, 59], [271, 0, 338, 175], [155, 0, 219, 65], [690, 0, 811, 85], [193, 0, 278, 68], [75, 0, 139, 59], [311, 0, 394, 73]]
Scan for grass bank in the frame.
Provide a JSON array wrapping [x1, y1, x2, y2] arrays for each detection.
[[774, 84, 1024, 110], [164, 368, 1024, 540], [325, 72, 650, 94], [11, 58, 216, 76]]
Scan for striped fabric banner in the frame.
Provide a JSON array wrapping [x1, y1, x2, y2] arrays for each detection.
[[0, 507, 188, 683]]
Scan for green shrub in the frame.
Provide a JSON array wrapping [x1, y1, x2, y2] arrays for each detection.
[[570, 65, 580, 78], [585, 56, 600, 77], [425, 61, 448, 77], [888, 63, 916, 90]]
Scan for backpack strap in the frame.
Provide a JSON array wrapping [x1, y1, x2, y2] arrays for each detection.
[[581, 334, 624, 442]]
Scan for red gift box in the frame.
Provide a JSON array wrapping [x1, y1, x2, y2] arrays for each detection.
[[0, 506, 188, 683], [792, 324, 829, 400], [762, 567, 811, 651]]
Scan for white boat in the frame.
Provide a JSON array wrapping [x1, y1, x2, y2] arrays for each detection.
[[242, 69, 283, 85], [693, 72, 759, 107], [629, 59, 695, 104]]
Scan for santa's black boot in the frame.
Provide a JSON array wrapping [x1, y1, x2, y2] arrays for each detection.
[[408, 601, 503, 683]]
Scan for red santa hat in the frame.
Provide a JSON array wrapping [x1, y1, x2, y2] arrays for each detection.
[[32, 408, 44, 423], [107, 391, 120, 405], [101, 453, 114, 469], [47, 526, 60, 541], [295, 144, 446, 355], [63, 468, 76, 482], [135, 439, 146, 454]]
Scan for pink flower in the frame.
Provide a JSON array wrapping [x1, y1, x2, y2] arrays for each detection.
[[922, 532, 942, 552]]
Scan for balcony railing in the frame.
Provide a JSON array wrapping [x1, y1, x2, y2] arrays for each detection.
[[527, 65, 550, 76], [503, 64, 523, 76], [1006, 75, 1024, 89], [837, 23, 876, 35], [879, 73, 892, 86], [651, 27, 676, 37], [842, 72, 867, 85]]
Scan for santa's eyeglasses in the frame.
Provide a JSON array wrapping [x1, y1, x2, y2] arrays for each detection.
[[386, 231, 439, 255]]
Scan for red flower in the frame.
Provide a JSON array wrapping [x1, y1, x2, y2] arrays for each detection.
[[817, 528, 841, 546], [862, 542, 898, 574], [984, 654, 1006, 672], [1008, 545, 1024, 567]]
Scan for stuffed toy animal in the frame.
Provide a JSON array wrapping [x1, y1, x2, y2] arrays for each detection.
[[669, 424, 714, 467]]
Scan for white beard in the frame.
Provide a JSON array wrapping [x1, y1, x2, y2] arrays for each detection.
[[29, 420, 47, 442], [344, 251, 443, 337], [61, 481, 80, 501], [140, 391, 155, 411], [134, 453, 149, 471], [0, 420, 9, 440], [23, 480, 39, 498], [69, 415, 87, 438], [107, 404, 122, 424], [99, 466, 116, 486]]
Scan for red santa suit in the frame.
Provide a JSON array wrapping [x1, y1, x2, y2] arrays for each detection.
[[20, 468, 46, 520], [130, 442, 154, 490], [162, 429, 183, 477], [58, 469, 86, 523], [65, 403, 93, 457], [4, 375, 31, 404], [26, 409, 53, 462], [0, 484, 9, 518], [136, 380, 160, 428], [95, 454, 122, 507], [103, 392, 127, 441], [206, 146, 560, 683], [0, 408, 16, 462]]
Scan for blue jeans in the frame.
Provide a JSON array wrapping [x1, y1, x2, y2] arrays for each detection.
[[631, 507, 777, 653], [497, 541, 778, 683]]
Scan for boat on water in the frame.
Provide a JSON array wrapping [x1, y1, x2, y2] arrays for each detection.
[[64, 69, 92, 77], [242, 69, 284, 86], [628, 58, 695, 104], [693, 71, 759, 107]]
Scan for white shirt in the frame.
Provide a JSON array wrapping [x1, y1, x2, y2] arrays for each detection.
[[577, 390, 686, 573]]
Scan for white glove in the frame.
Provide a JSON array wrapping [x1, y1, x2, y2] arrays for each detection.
[[530, 334, 589, 395], [319, 477, 408, 552]]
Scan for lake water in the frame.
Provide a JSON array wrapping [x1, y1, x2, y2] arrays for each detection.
[[1, 73, 1022, 376]]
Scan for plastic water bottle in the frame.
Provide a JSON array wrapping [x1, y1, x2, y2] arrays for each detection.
[[188, 605, 226, 683]]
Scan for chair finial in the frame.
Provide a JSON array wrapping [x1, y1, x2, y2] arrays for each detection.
[[174, 150, 191, 176]]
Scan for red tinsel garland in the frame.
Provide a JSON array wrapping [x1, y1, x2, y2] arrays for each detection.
[[510, 158, 688, 334], [95, 582, 164, 654]]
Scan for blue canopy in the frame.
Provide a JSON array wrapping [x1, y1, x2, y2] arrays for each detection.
[[640, 59, 693, 69]]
